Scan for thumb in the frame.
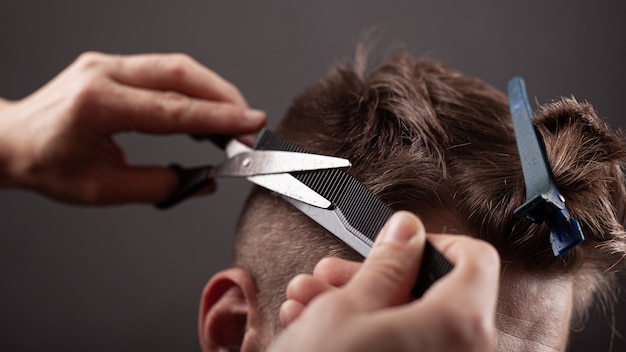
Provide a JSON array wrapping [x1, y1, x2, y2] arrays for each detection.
[[343, 211, 426, 310]]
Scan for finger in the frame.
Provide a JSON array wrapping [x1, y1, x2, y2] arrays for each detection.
[[107, 53, 249, 107], [93, 84, 266, 135], [83, 165, 216, 205], [286, 274, 335, 305], [422, 235, 500, 313], [342, 211, 426, 310], [313, 257, 361, 287], [379, 235, 500, 351], [279, 299, 305, 327], [236, 133, 257, 147]]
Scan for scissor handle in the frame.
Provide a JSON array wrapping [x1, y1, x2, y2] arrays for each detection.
[[190, 134, 230, 150], [156, 164, 214, 209]]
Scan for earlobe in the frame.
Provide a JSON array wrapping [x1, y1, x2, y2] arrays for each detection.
[[198, 268, 260, 352]]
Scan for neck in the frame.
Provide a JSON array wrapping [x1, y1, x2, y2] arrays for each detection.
[[495, 265, 573, 352]]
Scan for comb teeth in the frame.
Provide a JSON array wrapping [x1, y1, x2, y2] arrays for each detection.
[[255, 130, 393, 243], [255, 129, 454, 299]]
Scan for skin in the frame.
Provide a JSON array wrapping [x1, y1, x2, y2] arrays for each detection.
[[276, 212, 573, 352], [1, 54, 505, 351], [0, 52, 266, 205], [269, 211, 501, 352], [494, 267, 573, 351]]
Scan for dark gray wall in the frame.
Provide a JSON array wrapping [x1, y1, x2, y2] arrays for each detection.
[[1, 1, 624, 351]]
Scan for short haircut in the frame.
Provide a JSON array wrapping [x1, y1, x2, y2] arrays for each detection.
[[232, 51, 626, 333]]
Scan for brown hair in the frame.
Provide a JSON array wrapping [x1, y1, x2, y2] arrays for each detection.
[[233, 51, 626, 332]]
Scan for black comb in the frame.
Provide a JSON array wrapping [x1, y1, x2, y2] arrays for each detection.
[[255, 130, 454, 298]]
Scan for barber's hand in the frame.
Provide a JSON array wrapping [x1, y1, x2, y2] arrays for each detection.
[[0, 52, 266, 205], [270, 211, 500, 352]]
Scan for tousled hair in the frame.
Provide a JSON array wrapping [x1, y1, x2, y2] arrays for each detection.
[[233, 51, 626, 333]]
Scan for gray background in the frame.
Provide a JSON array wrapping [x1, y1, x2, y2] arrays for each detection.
[[1, 1, 625, 351]]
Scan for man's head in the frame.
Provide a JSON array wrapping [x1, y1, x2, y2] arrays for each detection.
[[199, 52, 626, 351]]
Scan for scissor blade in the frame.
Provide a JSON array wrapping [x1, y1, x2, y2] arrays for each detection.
[[225, 138, 251, 158], [215, 151, 351, 178], [247, 173, 332, 209], [221, 136, 343, 208]]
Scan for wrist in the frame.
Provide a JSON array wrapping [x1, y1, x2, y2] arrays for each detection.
[[0, 99, 25, 188]]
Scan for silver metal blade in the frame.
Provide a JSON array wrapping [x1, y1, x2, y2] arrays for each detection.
[[225, 139, 251, 158], [222, 136, 343, 209], [215, 150, 351, 177], [248, 173, 332, 209], [283, 196, 372, 256]]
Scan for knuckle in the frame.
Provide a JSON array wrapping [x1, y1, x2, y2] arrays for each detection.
[[368, 242, 418, 281], [469, 241, 501, 276], [163, 53, 194, 82], [313, 257, 338, 276], [478, 242, 500, 266], [158, 91, 191, 122], [65, 54, 112, 116], [78, 179, 106, 205], [68, 76, 102, 115], [286, 274, 310, 295], [369, 255, 408, 287], [451, 237, 501, 279], [74, 51, 108, 70]]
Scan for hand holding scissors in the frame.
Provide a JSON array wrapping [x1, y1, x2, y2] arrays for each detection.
[[0, 52, 266, 205]]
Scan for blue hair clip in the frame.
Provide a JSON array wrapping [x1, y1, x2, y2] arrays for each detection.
[[508, 77, 584, 257]]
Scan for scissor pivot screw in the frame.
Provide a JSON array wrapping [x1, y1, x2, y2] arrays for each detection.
[[242, 158, 251, 167]]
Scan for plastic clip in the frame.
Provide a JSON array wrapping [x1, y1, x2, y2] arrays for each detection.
[[508, 76, 584, 257]]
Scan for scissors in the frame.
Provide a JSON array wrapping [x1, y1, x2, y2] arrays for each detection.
[[156, 134, 351, 209], [159, 131, 453, 298]]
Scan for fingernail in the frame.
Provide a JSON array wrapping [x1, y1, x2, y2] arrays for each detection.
[[244, 109, 266, 123], [381, 212, 422, 244]]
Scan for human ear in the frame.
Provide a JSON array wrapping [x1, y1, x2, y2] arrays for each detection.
[[198, 268, 263, 352]]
